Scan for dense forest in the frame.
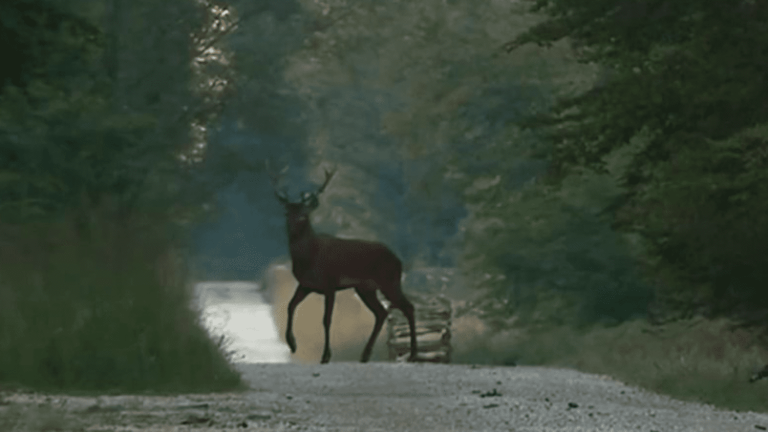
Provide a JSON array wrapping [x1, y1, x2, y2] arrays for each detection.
[[1, 0, 768, 411], [0, 0, 243, 391], [504, 0, 768, 323]]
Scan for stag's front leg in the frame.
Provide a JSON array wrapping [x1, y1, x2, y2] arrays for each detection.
[[321, 291, 336, 364], [286, 286, 310, 353]]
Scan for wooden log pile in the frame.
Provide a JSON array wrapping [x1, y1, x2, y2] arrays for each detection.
[[387, 292, 452, 363]]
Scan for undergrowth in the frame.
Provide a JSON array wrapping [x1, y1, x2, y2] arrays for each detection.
[[499, 317, 768, 413], [0, 210, 244, 394]]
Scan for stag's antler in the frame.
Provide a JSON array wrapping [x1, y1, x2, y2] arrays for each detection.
[[266, 160, 290, 205], [315, 167, 337, 196]]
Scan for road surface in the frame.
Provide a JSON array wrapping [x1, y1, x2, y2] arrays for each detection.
[[3, 362, 768, 431]]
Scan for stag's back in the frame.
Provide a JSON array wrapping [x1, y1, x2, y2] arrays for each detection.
[[291, 234, 401, 288]]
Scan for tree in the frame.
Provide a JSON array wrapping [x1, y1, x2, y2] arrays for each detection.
[[505, 0, 768, 316], [0, 0, 243, 392]]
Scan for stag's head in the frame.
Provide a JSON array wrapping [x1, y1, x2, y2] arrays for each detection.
[[268, 164, 336, 230]]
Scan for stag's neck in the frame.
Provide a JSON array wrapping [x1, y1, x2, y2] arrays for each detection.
[[287, 220, 321, 281], [287, 220, 316, 248]]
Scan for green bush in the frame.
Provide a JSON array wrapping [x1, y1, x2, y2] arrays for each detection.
[[0, 209, 243, 393]]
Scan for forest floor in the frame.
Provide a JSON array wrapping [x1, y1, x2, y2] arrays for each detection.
[[3, 362, 768, 431]]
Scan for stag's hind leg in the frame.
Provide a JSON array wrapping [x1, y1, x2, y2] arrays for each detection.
[[286, 286, 310, 353], [320, 291, 336, 364], [396, 296, 418, 362], [381, 284, 418, 362], [355, 286, 389, 363]]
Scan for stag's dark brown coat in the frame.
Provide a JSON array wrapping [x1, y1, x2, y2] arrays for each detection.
[[270, 167, 418, 364]]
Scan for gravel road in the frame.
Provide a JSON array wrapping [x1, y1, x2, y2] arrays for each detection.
[[3, 362, 768, 431]]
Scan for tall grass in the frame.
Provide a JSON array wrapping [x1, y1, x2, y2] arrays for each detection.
[[0, 209, 243, 393], [478, 317, 768, 412]]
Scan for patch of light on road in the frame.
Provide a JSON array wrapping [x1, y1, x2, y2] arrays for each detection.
[[195, 281, 290, 363]]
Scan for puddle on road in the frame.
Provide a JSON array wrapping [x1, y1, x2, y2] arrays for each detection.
[[195, 281, 290, 363]]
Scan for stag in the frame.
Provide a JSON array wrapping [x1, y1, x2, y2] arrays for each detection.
[[269, 165, 418, 364]]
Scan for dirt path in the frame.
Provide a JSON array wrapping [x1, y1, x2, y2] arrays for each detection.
[[3, 363, 768, 431]]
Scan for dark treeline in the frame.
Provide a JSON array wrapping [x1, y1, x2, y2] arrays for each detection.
[[504, 0, 768, 323], [0, 0, 242, 392]]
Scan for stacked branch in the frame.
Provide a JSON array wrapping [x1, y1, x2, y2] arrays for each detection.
[[387, 293, 452, 363]]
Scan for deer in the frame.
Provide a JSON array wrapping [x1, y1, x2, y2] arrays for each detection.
[[268, 164, 418, 364]]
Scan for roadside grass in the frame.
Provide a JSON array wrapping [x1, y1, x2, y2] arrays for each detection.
[[0, 211, 244, 394], [0, 402, 80, 432], [502, 318, 768, 413]]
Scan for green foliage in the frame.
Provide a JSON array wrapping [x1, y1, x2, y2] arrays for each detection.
[[459, 140, 652, 325], [0, 213, 242, 392], [0, 0, 102, 89], [0, 81, 163, 220], [621, 124, 768, 310], [505, 0, 768, 318], [224, 0, 306, 137], [509, 0, 768, 178], [0, 0, 242, 392], [0, 1, 194, 222]]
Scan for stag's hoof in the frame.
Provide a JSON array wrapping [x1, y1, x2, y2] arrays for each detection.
[[321, 351, 331, 364], [360, 348, 372, 363], [286, 335, 297, 353]]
